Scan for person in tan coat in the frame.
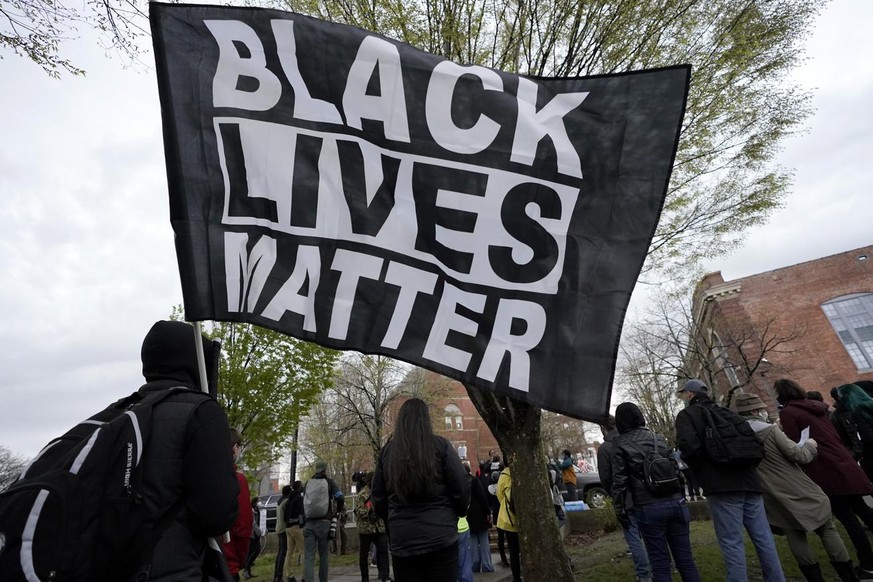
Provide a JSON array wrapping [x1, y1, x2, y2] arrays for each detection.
[[732, 393, 858, 582]]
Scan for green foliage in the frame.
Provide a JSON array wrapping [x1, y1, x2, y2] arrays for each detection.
[[171, 307, 340, 480], [215, 321, 340, 476], [278, 0, 825, 275], [568, 518, 857, 581], [592, 497, 619, 534]]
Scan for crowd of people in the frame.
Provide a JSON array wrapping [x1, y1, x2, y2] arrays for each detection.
[[132, 323, 873, 582], [10, 320, 873, 582], [598, 377, 873, 582]]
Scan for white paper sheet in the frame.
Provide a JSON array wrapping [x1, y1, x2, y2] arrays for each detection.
[[798, 426, 810, 446]]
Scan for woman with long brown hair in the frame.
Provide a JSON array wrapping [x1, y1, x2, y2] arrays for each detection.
[[372, 398, 470, 582]]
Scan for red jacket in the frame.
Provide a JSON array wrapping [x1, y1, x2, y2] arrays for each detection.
[[779, 398, 873, 496], [222, 470, 253, 575]]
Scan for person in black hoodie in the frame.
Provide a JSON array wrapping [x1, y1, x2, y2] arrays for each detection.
[[372, 398, 470, 582], [598, 414, 651, 582], [134, 320, 239, 582], [613, 402, 700, 582]]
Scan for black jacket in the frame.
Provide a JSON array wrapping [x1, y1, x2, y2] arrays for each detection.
[[285, 490, 304, 525], [133, 321, 239, 582], [612, 428, 683, 513], [371, 435, 470, 557], [675, 394, 762, 495], [467, 474, 491, 533], [597, 429, 618, 498]]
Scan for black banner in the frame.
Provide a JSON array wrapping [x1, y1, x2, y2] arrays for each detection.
[[150, 2, 689, 420]]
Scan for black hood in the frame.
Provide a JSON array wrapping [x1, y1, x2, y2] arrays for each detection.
[[141, 320, 220, 392], [615, 402, 646, 433]]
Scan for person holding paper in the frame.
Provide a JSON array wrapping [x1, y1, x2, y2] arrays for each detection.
[[775, 378, 873, 578], [733, 393, 858, 581]]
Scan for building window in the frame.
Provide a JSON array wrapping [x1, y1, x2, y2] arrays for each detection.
[[822, 294, 873, 371], [444, 404, 462, 431], [712, 332, 740, 386]]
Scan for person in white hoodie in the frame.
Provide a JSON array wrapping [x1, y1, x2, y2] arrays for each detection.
[[731, 393, 858, 582]]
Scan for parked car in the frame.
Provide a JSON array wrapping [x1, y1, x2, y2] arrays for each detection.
[[258, 492, 285, 533], [558, 466, 608, 509]]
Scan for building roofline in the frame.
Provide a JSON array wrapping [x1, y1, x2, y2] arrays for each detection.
[[702, 244, 873, 285]]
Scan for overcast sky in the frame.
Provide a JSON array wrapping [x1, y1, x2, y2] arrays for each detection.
[[1, 1, 871, 459]]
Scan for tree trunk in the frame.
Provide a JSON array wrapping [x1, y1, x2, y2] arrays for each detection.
[[465, 384, 574, 582]]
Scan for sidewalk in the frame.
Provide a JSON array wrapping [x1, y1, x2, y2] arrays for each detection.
[[325, 551, 514, 582]]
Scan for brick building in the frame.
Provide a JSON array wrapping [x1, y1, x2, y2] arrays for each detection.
[[689, 245, 873, 412], [424, 371, 501, 467]]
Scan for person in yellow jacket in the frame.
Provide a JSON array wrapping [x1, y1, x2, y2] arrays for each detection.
[[496, 466, 520, 582]]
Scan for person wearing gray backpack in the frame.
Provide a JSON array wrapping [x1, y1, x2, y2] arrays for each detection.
[[302, 459, 344, 582]]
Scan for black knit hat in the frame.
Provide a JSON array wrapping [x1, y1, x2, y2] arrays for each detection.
[[615, 402, 646, 433]]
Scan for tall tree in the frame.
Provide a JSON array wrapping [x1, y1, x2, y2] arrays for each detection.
[[618, 284, 806, 413], [540, 411, 591, 458], [285, 1, 823, 579], [19, 0, 824, 577], [298, 389, 373, 493], [331, 354, 412, 461], [299, 360, 452, 493], [191, 317, 341, 482]]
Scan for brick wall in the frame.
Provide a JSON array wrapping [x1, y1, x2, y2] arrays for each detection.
[[696, 245, 873, 410]]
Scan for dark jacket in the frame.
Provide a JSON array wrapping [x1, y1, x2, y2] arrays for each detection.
[[467, 473, 491, 533], [285, 490, 304, 524], [675, 394, 762, 495], [371, 435, 470, 557], [134, 321, 239, 582], [597, 429, 618, 498], [832, 406, 865, 460], [612, 428, 683, 513], [779, 398, 873, 496]]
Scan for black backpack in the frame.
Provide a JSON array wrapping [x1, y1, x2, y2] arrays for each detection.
[[630, 432, 683, 497], [701, 403, 764, 466], [0, 387, 210, 582]]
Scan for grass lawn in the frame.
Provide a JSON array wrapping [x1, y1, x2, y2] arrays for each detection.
[[248, 548, 358, 579], [566, 519, 861, 581], [247, 520, 862, 581]]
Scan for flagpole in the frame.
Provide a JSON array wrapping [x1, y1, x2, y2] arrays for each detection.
[[193, 321, 209, 394]]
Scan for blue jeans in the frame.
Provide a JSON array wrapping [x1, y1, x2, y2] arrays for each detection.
[[470, 530, 494, 572], [707, 493, 786, 582], [458, 530, 473, 582], [303, 519, 331, 582], [621, 513, 652, 581], [635, 498, 700, 582]]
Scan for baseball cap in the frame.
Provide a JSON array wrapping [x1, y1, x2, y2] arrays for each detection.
[[678, 379, 708, 395]]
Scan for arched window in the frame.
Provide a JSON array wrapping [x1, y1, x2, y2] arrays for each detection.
[[444, 404, 463, 431], [822, 293, 873, 371]]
